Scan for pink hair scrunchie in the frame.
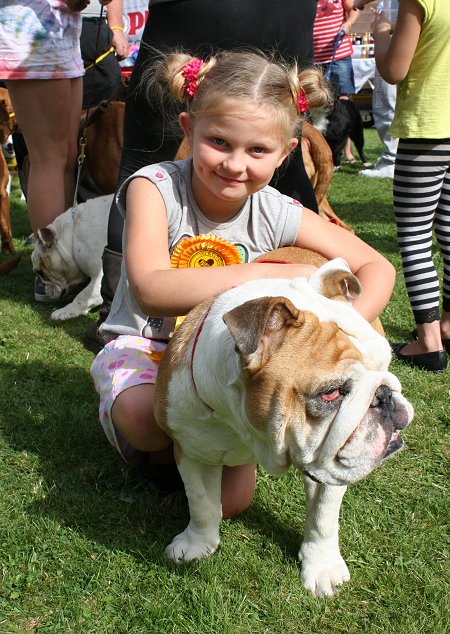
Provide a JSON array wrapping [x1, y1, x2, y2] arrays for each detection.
[[182, 58, 204, 98]]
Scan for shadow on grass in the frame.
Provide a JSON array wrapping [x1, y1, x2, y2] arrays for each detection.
[[0, 356, 304, 567]]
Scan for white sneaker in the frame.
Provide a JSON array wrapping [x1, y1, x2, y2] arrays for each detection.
[[359, 162, 394, 178]]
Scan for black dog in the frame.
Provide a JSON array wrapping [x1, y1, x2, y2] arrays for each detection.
[[309, 99, 371, 169]]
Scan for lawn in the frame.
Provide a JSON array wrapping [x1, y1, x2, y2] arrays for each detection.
[[0, 129, 448, 633]]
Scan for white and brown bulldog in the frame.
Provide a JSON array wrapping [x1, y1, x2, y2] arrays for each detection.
[[154, 254, 414, 597], [31, 194, 111, 320]]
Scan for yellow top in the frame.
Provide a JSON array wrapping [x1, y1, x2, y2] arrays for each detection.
[[391, 0, 450, 139]]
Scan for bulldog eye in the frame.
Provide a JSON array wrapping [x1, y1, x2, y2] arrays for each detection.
[[319, 388, 341, 402]]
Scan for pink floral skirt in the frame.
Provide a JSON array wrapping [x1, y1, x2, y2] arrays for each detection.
[[90, 335, 168, 463]]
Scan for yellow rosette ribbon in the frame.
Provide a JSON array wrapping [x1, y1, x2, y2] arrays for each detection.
[[170, 234, 243, 329]]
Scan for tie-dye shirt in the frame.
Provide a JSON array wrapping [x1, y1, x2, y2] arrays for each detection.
[[0, 0, 83, 80]]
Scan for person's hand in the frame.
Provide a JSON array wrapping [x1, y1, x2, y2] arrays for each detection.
[[65, 0, 112, 9], [111, 29, 129, 60], [341, 20, 352, 34], [371, 9, 393, 35], [352, 0, 372, 9], [65, 0, 90, 10]]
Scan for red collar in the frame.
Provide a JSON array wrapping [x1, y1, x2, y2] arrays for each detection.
[[190, 305, 214, 412]]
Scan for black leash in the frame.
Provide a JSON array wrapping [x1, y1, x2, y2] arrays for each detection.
[[73, 4, 106, 206]]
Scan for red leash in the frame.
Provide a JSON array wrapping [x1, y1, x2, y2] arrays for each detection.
[[255, 259, 292, 264], [190, 305, 214, 411]]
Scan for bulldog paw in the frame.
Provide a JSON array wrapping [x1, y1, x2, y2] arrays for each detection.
[[50, 304, 85, 321], [165, 528, 220, 563], [300, 553, 350, 597]]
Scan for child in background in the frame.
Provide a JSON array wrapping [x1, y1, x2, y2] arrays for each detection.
[[371, 0, 450, 372], [90, 50, 396, 511]]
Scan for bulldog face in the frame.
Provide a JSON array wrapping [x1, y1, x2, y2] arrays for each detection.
[[223, 295, 413, 487], [32, 225, 84, 300]]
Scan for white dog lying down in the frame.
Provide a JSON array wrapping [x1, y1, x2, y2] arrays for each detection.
[[31, 194, 112, 320], [154, 257, 414, 597]]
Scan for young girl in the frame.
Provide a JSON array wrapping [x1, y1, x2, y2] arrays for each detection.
[[91, 50, 396, 516], [371, 0, 450, 372]]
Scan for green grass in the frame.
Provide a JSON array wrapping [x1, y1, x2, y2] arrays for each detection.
[[0, 129, 448, 633]]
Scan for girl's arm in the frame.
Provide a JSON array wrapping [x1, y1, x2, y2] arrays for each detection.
[[125, 178, 316, 318], [294, 208, 396, 322], [373, 0, 424, 84]]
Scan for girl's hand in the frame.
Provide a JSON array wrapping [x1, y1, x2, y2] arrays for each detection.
[[293, 208, 396, 323]]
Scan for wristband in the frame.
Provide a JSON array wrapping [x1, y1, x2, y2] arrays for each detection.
[[110, 26, 124, 32]]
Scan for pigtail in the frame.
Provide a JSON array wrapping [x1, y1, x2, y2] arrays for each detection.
[[166, 55, 217, 102], [293, 66, 333, 112], [141, 50, 217, 104]]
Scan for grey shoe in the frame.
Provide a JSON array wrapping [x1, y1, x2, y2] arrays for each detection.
[[34, 273, 88, 304], [34, 273, 52, 303]]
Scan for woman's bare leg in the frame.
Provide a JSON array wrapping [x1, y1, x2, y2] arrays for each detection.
[[6, 77, 83, 232]]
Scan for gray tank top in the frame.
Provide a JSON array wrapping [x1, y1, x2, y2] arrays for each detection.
[[101, 158, 303, 340]]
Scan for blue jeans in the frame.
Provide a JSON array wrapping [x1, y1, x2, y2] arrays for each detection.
[[322, 56, 356, 96]]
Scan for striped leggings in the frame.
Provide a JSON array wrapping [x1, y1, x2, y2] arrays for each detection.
[[393, 139, 450, 324]]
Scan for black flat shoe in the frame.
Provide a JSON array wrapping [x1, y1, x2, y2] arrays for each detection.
[[410, 329, 450, 355], [391, 343, 448, 372]]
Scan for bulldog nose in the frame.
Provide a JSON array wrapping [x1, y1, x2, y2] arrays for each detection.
[[370, 384, 393, 412]]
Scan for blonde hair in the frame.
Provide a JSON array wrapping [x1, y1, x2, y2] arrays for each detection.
[[142, 49, 332, 144]]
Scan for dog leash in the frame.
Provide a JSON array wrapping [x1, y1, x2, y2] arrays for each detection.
[[325, 29, 345, 81], [73, 3, 106, 207], [190, 305, 215, 412]]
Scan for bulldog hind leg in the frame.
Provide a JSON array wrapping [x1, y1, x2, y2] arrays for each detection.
[[299, 477, 350, 597], [165, 457, 222, 563]]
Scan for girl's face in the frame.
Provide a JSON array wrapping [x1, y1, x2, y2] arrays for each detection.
[[179, 105, 297, 221]]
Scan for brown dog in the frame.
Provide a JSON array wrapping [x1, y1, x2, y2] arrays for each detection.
[[255, 246, 384, 336], [82, 101, 125, 196], [0, 87, 20, 274], [301, 123, 353, 232]]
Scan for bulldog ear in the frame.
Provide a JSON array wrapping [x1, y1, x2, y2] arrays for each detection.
[[309, 257, 361, 303], [223, 296, 305, 371], [36, 227, 56, 249]]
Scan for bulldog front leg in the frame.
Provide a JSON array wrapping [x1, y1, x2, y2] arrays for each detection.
[[299, 476, 349, 597], [50, 276, 103, 320], [165, 456, 222, 563]]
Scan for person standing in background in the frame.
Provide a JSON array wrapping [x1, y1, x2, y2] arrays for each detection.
[[372, 0, 450, 372], [0, 0, 112, 301], [313, 0, 362, 163], [82, 0, 128, 65], [355, 0, 399, 179]]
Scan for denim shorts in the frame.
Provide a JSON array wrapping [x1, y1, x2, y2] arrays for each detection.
[[323, 56, 356, 96]]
